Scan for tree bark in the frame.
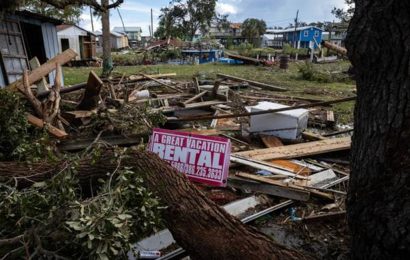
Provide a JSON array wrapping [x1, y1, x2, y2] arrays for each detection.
[[0, 150, 311, 260], [101, 0, 113, 78], [345, 1, 410, 259]]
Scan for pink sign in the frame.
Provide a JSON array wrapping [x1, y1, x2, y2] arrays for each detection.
[[148, 128, 231, 187]]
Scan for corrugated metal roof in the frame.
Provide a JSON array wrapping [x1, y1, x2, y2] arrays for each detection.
[[113, 26, 142, 32]]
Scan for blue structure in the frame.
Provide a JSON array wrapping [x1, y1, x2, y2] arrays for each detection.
[[181, 49, 222, 64], [268, 26, 323, 49]]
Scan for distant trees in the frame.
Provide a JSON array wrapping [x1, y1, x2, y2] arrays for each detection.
[[25, 0, 83, 24], [241, 18, 266, 46], [332, 0, 354, 23], [155, 0, 217, 41]]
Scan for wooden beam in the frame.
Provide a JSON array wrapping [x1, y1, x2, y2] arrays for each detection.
[[236, 172, 333, 201], [182, 100, 226, 109], [7, 49, 77, 91], [77, 71, 103, 110], [234, 137, 351, 161], [230, 155, 309, 179], [141, 73, 183, 93], [183, 91, 208, 105], [26, 114, 68, 139], [167, 96, 356, 122], [229, 176, 310, 201], [217, 73, 287, 92]]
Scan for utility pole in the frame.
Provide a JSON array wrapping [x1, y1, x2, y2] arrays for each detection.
[[293, 9, 299, 48], [294, 10, 300, 60], [89, 7, 94, 32], [151, 8, 154, 38]]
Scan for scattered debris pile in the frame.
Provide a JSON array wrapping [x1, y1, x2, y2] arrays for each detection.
[[1, 49, 355, 259]]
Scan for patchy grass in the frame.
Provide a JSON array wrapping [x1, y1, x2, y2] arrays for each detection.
[[63, 60, 356, 123]]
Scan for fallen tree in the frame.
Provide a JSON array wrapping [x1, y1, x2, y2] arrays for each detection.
[[0, 149, 311, 260]]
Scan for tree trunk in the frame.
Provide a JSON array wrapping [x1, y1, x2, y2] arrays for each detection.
[[345, 1, 410, 259], [0, 150, 311, 260], [101, 0, 113, 78]]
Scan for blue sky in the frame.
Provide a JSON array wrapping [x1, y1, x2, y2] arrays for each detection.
[[79, 0, 348, 35]]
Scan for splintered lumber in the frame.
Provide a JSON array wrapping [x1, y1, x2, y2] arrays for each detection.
[[141, 73, 183, 93], [302, 211, 346, 223], [229, 176, 311, 201], [260, 135, 284, 148], [168, 96, 356, 122], [234, 137, 351, 161], [26, 114, 67, 139], [182, 100, 226, 109], [77, 71, 103, 110], [129, 73, 176, 82], [183, 91, 208, 105], [217, 73, 287, 92], [236, 172, 333, 201], [7, 49, 77, 92], [268, 160, 311, 176], [231, 155, 309, 179], [302, 131, 328, 141]]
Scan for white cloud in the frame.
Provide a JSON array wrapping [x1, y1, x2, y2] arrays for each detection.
[[217, 3, 238, 15]]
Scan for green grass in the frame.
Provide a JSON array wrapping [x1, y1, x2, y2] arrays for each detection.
[[63, 61, 356, 123]]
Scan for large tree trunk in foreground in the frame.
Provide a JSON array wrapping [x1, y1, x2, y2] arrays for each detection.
[[346, 1, 410, 259], [0, 150, 310, 260]]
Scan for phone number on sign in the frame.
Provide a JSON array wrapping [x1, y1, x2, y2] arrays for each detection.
[[170, 162, 222, 181]]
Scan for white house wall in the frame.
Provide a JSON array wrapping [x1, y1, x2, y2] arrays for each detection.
[[57, 26, 87, 61]]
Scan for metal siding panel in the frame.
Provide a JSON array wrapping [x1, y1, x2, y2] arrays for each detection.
[[0, 65, 5, 87], [42, 23, 62, 86]]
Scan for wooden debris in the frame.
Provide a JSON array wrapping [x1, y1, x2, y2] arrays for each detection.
[[233, 137, 351, 161], [302, 211, 346, 223], [302, 131, 328, 141], [229, 176, 311, 201], [260, 135, 284, 148], [77, 71, 103, 110], [183, 91, 208, 105], [29, 57, 49, 93], [235, 172, 333, 201], [182, 100, 227, 109], [8, 49, 77, 92], [141, 73, 183, 93], [26, 114, 67, 139], [217, 73, 287, 92], [230, 155, 309, 179]]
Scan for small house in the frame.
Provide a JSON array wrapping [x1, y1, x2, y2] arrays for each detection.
[[0, 11, 62, 88], [113, 26, 142, 47], [95, 31, 129, 51], [269, 26, 323, 49], [57, 24, 96, 60]]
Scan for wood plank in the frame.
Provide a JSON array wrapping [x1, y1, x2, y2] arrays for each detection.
[[302, 131, 327, 141], [233, 137, 351, 161], [7, 48, 77, 91], [183, 91, 208, 105], [182, 100, 226, 109], [302, 211, 346, 223], [230, 155, 309, 179], [260, 135, 284, 148], [141, 73, 183, 93], [269, 160, 311, 176], [236, 172, 334, 201], [229, 176, 310, 201], [26, 114, 68, 139], [77, 71, 103, 110], [217, 73, 287, 92]]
